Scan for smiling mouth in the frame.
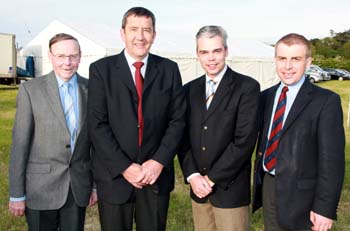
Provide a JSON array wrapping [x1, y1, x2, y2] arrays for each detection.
[[134, 43, 146, 47], [283, 72, 295, 77], [207, 64, 217, 69]]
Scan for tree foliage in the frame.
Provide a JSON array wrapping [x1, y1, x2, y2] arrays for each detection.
[[311, 29, 350, 69]]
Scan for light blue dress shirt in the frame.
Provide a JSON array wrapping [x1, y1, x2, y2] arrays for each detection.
[[57, 74, 80, 151], [263, 76, 306, 175]]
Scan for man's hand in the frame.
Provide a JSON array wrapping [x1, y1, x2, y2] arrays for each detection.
[[122, 163, 146, 188], [88, 190, 98, 207], [204, 175, 215, 187], [310, 211, 333, 231], [9, 201, 25, 217], [189, 175, 213, 198], [141, 159, 164, 185]]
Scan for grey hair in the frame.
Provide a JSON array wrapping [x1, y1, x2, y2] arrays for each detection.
[[196, 25, 228, 48]]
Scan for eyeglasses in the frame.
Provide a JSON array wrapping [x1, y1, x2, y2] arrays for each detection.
[[51, 53, 81, 62]]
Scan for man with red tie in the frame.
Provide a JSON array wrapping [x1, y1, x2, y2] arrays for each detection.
[[253, 33, 345, 231], [87, 7, 186, 231]]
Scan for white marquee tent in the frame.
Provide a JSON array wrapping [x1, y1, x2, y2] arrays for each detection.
[[18, 20, 121, 79], [19, 20, 279, 90]]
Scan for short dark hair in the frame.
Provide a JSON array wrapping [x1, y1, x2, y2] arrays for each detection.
[[275, 33, 311, 57], [122, 7, 156, 31], [49, 33, 80, 52]]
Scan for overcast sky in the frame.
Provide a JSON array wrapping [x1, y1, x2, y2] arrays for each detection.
[[1, 0, 350, 47]]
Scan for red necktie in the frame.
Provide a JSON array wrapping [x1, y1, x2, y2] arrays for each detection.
[[264, 86, 289, 172], [133, 62, 144, 147]]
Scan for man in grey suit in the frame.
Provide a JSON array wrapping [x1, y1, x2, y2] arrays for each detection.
[[8, 33, 97, 231]]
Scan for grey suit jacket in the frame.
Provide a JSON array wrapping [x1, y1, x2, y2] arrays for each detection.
[[9, 71, 93, 210]]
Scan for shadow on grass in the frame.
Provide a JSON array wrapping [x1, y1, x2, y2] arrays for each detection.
[[0, 86, 19, 90]]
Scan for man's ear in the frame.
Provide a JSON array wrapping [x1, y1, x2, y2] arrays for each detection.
[[306, 57, 313, 69]]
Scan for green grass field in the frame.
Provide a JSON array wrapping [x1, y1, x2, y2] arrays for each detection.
[[0, 80, 349, 230]]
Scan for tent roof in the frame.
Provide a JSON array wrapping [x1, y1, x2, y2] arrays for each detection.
[[59, 20, 122, 49], [152, 28, 274, 58], [31, 20, 274, 59]]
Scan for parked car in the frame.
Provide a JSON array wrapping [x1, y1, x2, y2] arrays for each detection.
[[305, 71, 323, 83], [305, 64, 330, 81], [336, 69, 350, 80], [323, 68, 350, 80]]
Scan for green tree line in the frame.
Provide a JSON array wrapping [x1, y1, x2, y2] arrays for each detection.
[[311, 29, 350, 70]]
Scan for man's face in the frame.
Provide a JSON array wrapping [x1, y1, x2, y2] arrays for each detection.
[[120, 15, 156, 61], [196, 36, 228, 79], [275, 43, 312, 86], [48, 39, 81, 82]]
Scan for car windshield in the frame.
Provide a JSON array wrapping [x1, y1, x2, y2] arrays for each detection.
[[311, 65, 323, 71], [336, 69, 346, 74]]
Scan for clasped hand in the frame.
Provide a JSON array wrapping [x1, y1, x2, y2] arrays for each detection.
[[122, 160, 163, 188], [189, 175, 215, 198]]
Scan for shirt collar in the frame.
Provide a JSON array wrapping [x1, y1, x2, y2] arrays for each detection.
[[205, 65, 227, 85], [55, 74, 78, 88], [279, 75, 305, 92], [124, 49, 149, 69]]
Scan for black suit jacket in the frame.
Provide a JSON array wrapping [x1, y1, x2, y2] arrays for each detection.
[[87, 51, 186, 204], [179, 67, 260, 208], [253, 79, 345, 230]]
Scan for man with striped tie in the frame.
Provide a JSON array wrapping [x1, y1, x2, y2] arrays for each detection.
[[253, 33, 345, 231], [9, 33, 97, 231], [179, 25, 260, 231]]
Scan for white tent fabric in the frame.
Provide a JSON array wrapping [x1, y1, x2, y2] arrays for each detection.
[[19, 20, 279, 90], [18, 20, 121, 78]]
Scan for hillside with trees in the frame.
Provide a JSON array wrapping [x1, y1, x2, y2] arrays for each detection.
[[311, 29, 350, 70]]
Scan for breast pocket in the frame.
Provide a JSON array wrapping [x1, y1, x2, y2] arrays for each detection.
[[221, 108, 236, 117], [154, 89, 171, 112]]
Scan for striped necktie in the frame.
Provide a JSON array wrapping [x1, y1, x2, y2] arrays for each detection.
[[63, 82, 77, 150], [264, 86, 289, 172], [206, 79, 216, 109]]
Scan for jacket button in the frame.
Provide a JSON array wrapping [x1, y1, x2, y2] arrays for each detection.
[[258, 152, 263, 156], [202, 146, 206, 151], [203, 167, 207, 171], [66, 144, 71, 149], [203, 126, 208, 130]]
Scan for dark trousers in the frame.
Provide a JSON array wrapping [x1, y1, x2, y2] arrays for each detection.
[[98, 185, 170, 231], [263, 174, 310, 231], [25, 188, 86, 231]]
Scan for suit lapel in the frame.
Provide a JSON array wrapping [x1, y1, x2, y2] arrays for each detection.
[[143, 54, 158, 93], [260, 84, 279, 151], [281, 80, 313, 135], [115, 51, 138, 103], [77, 75, 87, 134], [44, 72, 68, 130], [202, 68, 234, 123], [191, 76, 206, 123]]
